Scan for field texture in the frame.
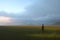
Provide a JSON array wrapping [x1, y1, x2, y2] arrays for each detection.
[[0, 25, 60, 40]]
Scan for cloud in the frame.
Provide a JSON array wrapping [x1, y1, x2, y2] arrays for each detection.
[[0, 0, 60, 25], [24, 0, 60, 25]]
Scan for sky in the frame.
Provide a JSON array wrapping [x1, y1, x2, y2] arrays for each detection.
[[0, 0, 60, 25]]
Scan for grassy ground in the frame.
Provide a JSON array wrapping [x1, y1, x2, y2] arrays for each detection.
[[0, 25, 60, 40]]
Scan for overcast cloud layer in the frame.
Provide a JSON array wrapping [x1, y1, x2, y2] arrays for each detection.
[[0, 0, 60, 25]]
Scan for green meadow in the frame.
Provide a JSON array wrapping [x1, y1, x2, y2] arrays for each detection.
[[0, 25, 60, 40]]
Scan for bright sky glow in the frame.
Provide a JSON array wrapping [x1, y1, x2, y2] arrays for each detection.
[[0, 16, 12, 23]]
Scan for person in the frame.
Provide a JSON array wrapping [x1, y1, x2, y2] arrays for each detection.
[[42, 24, 44, 32]]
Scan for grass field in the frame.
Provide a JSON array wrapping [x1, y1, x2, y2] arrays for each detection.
[[0, 25, 60, 40]]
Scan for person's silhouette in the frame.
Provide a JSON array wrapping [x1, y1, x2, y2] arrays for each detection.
[[42, 24, 44, 32]]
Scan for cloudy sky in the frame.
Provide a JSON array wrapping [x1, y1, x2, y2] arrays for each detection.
[[0, 0, 60, 25]]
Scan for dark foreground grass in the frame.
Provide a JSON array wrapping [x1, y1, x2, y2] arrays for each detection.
[[0, 26, 60, 40]]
